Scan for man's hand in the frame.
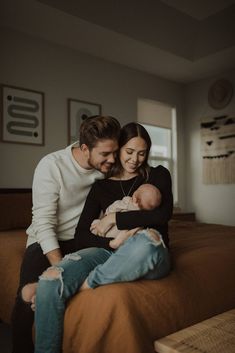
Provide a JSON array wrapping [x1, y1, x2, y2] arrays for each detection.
[[90, 213, 116, 236]]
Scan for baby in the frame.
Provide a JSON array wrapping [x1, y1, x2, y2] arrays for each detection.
[[91, 183, 162, 248]]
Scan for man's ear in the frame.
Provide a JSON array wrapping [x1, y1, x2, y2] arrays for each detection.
[[80, 143, 88, 151], [80, 144, 90, 156]]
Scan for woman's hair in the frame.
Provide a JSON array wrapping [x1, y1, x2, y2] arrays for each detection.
[[79, 115, 121, 150], [109, 122, 151, 180]]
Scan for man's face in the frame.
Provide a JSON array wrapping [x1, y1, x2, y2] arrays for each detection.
[[87, 139, 119, 173]]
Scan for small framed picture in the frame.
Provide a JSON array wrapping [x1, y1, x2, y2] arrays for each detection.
[[68, 99, 102, 144], [1, 84, 44, 145]]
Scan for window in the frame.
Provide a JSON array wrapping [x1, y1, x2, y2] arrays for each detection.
[[137, 98, 178, 204], [142, 124, 172, 169]]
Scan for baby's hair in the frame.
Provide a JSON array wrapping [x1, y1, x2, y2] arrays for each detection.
[[137, 183, 162, 209]]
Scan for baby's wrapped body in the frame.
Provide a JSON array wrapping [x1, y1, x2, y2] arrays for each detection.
[[91, 184, 162, 248]]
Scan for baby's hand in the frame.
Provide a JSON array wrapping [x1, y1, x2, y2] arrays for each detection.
[[90, 213, 115, 236], [90, 219, 108, 237], [90, 220, 100, 235]]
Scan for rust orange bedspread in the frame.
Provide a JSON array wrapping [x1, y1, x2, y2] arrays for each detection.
[[63, 221, 235, 353]]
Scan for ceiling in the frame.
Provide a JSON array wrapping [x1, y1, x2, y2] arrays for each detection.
[[160, 0, 235, 19], [1, 0, 235, 83]]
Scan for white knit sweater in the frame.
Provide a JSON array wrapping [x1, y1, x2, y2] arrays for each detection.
[[26, 143, 103, 254]]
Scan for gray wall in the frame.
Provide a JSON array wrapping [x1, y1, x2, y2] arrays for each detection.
[[0, 28, 185, 209], [185, 70, 235, 226], [2, 28, 234, 225]]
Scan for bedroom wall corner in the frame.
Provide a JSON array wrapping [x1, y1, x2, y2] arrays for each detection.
[[184, 69, 235, 226]]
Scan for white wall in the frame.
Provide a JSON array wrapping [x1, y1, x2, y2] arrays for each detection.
[[0, 28, 185, 209], [185, 70, 235, 226]]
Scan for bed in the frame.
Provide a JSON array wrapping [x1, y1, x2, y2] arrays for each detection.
[[62, 220, 235, 353], [0, 189, 234, 353]]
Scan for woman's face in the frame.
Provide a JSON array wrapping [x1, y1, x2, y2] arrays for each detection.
[[119, 136, 148, 176]]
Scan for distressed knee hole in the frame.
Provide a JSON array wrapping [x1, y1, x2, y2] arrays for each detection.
[[39, 266, 64, 297], [145, 229, 166, 248], [40, 266, 63, 280], [63, 253, 82, 261]]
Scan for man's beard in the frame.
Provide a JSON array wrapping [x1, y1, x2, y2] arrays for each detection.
[[87, 157, 112, 173]]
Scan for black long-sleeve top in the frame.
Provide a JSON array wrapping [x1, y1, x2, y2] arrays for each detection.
[[75, 166, 173, 250]]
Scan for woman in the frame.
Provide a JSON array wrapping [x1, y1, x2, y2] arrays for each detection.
[[34, 122, 173, 353]]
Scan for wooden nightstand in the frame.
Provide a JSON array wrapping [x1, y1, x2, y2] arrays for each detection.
[[154, 309, 235, 353], [172, 212, 196, 221]]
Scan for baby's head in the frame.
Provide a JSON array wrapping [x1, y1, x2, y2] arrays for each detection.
[[132, 184, 162, 210]]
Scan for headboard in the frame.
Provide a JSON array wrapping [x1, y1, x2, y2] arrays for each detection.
[[0, 189, 32, 231]]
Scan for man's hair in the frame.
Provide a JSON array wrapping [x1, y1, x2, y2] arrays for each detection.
[[79, 115, 121, 150]]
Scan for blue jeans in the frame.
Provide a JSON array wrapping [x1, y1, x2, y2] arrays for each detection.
[[35, 231, 171, 353]]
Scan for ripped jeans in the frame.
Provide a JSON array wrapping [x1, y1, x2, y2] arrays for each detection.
[[35, 231, 171, 353]]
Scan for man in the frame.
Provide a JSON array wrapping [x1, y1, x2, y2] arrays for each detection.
[[11, 115, 120, 353]]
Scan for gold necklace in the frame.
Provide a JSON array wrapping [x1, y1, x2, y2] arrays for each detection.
[[119, 176, 138, 197]]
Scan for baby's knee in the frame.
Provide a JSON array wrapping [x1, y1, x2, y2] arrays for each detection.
[[131, 233, 163, 261], [21, 283, 37, 303]]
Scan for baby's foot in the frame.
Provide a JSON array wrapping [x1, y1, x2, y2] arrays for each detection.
[[80, 278, 91, 291]]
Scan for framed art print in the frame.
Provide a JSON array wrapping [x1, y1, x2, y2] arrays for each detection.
[[1, 84, 44, 145], [68, 99, 102, 144]]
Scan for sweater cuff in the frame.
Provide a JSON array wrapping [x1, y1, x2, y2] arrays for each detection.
[[40, 238, 60, 255]]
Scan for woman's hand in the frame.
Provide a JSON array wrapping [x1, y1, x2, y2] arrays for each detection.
[[90, 213, 116, 236]]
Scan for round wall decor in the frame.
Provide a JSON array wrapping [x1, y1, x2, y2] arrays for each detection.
[[208, 79, 233, 109]]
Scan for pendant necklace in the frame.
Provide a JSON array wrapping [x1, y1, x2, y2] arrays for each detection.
[[120, 176, 138, 197]]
